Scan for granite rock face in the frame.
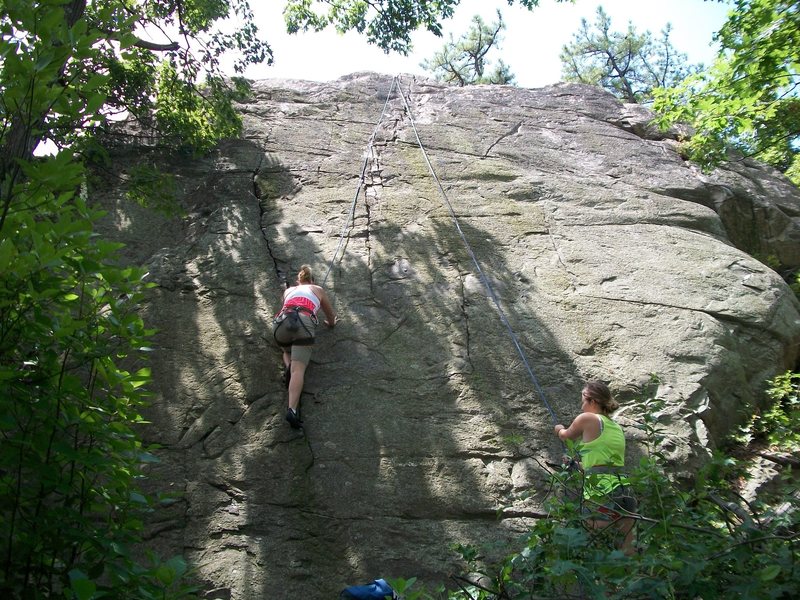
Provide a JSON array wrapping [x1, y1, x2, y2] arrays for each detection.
[[94, 73, 800, 599]]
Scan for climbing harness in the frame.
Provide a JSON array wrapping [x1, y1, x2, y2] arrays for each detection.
[[584, 465, 625, 475], [583, 465, 637, 514], [272, 306, 318, 347]]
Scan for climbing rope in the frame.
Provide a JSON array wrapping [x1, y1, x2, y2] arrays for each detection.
[[317, 73, 560, 428], [321, 75, 399, 287], [394, 77, 561, 428]]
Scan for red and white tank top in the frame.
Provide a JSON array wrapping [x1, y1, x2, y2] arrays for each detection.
[[282, 285, 320, 315]]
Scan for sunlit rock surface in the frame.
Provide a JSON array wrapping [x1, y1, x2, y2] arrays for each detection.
[[94, 73, 800, 599]]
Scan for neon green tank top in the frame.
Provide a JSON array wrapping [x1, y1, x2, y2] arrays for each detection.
[[580, 414, 626, 500]]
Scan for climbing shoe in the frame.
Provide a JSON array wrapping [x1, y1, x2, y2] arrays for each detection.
[[285, 408, 301, 429], [282, 365, 291, 388]]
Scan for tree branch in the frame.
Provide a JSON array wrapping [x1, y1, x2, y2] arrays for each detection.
[[133, 38, 180, 52], [756, 451, 800, 467]]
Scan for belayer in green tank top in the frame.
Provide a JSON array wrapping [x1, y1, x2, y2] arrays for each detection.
[[554, 380, 637, 555], [581, 413, 627, 500]]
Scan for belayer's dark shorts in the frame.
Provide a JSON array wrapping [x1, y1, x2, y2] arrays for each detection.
[[586, 485, 637, 521]]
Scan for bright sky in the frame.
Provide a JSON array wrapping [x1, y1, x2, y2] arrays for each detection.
[[239, 0, 732, 88]]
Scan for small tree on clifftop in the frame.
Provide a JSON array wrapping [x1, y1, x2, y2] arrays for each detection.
[[421, 11, 515, 86], [560, 6, 700, 103], [653, 0, 800, 186]]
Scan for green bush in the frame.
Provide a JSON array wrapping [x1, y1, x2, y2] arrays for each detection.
[[0, 156, 195, 598], [0, 1, 263, 596], [735, 371, 800, 451]]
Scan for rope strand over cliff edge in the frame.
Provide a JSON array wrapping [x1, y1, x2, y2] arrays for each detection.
[[323, 74, 561, 429]]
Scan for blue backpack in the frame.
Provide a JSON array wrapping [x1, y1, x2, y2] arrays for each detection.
[[339, 578, 398, 599]]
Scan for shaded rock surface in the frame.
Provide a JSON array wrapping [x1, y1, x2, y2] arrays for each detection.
[[93, 73, 800, 599]]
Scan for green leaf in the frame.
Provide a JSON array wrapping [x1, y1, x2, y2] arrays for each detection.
[[0, 238, 16, 272], [758, 564, 782, 582], [129, 491, 148, 505], [85, 91, 107, 115], [68, 570, 97, 600], [119, 32, 139, 50], [550, 559, 580, 576], [155, 564, 175, 586]]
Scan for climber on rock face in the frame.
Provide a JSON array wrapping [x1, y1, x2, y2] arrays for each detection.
[[272, 264, 337, 429]]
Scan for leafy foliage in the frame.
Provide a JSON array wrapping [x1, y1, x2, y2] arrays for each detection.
[[0, 151, 196, 597], [284, 0, 460, 55], [392, 381, 800, 598], [421, 11, 515, 86], [560, 6, 701, 103], [123, 164, 184, 218], [282, 0, 569, 55], [653, 0, 800, 185], [736, 370, 800, 451], [0, 0, 269, 167], [0, 0, 271, 597]]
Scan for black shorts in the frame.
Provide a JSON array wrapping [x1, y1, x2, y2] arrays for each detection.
[[586, 485, 637, 521]]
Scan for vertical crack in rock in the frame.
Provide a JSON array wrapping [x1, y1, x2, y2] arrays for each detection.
[[364, 143, 382, 293], [362, 106, 401, 295], [252, 152, 288, 287], [385, 115, 402, 144], [300, 426, 316, 474]]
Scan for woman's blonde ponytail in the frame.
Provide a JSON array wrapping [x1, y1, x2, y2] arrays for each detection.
[[297, 264, 314, 284]]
